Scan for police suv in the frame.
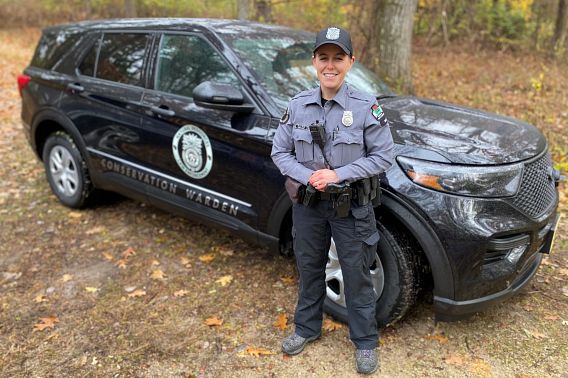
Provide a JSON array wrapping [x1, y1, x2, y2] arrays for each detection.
[[19, 19, 562, 327]]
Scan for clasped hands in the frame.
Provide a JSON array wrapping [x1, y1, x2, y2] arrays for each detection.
[[309, 169, 339, 192]]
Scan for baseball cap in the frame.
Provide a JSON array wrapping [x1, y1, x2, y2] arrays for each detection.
[[313, 27, 353, 56]]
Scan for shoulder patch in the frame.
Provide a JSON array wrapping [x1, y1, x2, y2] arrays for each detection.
[[371, 101, 388, 126], [280, 107, 290, 124]]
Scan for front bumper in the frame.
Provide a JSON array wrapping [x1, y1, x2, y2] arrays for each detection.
[[432, 211, 560, 321], [433, 251, 542, 321]]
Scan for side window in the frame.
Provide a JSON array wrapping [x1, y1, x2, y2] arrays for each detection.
[[156, 34, 239, 98], [96, 33, 149, 86], [78, 37, 99, 77], [31, 30, 81, 70]]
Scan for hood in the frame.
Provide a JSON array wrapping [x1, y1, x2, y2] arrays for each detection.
[[382, 96, 547, 165]]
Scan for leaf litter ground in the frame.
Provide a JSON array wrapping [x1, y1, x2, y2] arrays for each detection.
[[0, 29, 567, 377]]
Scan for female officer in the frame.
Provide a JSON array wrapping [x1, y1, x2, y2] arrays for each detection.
[[271, 26, 394, 374]]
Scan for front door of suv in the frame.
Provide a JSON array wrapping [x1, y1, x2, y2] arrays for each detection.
[[139, 33, 271, 230]]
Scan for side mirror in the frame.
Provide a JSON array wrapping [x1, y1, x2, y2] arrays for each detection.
[[192, 81, 255, 113]]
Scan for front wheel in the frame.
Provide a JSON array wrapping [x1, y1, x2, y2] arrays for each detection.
[[323, 220, 419, 328], [42, 131, 93, 208]]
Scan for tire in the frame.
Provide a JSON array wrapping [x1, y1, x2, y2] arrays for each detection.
[[42, 131, 93, 208], [323, 220, 419, 328]]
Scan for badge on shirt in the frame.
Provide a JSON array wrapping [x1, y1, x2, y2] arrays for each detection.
[[342, 111, 353, 127], [280, 107, 290, 124], [371, 101, 388, 126]]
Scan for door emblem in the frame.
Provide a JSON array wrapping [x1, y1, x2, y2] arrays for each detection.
[[172, 125, 213, 179]]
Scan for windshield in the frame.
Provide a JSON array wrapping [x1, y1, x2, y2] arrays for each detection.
[[222, 35, 394, 111]]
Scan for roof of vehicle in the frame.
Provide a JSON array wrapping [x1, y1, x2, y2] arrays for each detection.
[[42, 18, 313, 40]]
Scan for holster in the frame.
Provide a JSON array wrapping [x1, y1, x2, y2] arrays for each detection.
[[284, 177, 304, 204], [302, 184, 317, 207]]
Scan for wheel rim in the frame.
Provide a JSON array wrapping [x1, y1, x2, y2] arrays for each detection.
[[49, 145, 79, 198], [325, 237, 384, 307]]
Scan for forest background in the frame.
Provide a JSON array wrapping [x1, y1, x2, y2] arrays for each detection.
[[1, 0, 567, 63]]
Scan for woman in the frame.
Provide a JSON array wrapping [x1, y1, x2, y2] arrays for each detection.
[[271, 26, 394, 374]]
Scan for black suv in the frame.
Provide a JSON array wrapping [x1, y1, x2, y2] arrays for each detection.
[[19, 19, 562, 327]]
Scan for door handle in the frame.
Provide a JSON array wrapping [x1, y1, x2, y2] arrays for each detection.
[[150, 106, 175, 117], [67, 83, 84, 93]]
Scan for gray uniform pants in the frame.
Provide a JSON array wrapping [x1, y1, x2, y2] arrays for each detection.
[[292, 199, 379, 350]]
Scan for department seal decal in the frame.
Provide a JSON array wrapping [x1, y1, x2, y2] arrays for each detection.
[[342, 110, 353, 127], [326, 27, 340, 40], [172, 125, 213, 179]]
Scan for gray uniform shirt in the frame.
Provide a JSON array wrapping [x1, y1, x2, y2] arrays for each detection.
[[271, 82, 395, 185]]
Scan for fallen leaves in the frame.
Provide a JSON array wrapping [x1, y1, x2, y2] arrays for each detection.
[[33, 316, 59, 332], [323, 318, 343, 332], [33, 294, 48, 303], [114, 259, 128, 269], [523, 328, 547, 340], [204, 316, 223, 327], [150, 269, 166, 280], [60, 274, 73, 282], [84, 287, 99, 293], [180, 256, 191, 266], [68, 211, 82, 218], [273, 313, 288, 330], [544, 315, 560, 321], [469, 358, 492, 378], [121, 247, 136, 259], [280, 275, 295, 285], [128, 289, 147, 298], [444, 353, 465, 366], [174, 289, 189, 297], [238, 346, 276, 357], [216, 275, 233, 287], [102, 252, 114, 261], [424, 334, 449, 344], [199, 254, 216, 264], [85, 226, 106, 235]]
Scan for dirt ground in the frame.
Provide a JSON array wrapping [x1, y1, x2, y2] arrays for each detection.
[[0, 29, 567, 377]]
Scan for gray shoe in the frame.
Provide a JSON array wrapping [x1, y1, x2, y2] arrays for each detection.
[[355, 348, 379, 374], [281, 332, 320, 355]]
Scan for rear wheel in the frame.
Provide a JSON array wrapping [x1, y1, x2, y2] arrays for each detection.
[[42, 132, 93, 208], [323, 220, 419, 328]]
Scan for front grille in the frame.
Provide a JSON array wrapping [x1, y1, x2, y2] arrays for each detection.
[[509, 152, 557, 218]]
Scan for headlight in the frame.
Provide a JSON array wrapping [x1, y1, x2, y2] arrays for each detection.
[[396, 156, 523, 197]]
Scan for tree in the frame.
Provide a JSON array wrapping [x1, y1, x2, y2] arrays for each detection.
[[552, 0, 567, 57], [125, 0, 137, 18], [255, 0, 272, 22], [238, 0, 250, 20], [375, 0, 418, 94]]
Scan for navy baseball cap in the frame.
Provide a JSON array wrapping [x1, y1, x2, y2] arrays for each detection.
[[313, 27, 353, 56]]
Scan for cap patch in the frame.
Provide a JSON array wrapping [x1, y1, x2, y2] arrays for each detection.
[[326, 27, 340, 40]]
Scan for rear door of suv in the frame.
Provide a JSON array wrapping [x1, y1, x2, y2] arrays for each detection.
[[139, 31, 272, 230], [58, 30, 154, 198]]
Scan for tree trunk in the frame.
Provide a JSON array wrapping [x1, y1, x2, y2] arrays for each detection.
[[84, 0, 91, 19], [238, 0, 250, 20], [552, 0, 567, 57], [125, 0, 137, 18], [375, 0, 418, 94], [254, 0, 272, 22]]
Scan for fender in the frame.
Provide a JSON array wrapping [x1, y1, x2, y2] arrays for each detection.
[[31, 107, 99, 184], [266, 189, 292, 241], [379, 189, 455, 299]]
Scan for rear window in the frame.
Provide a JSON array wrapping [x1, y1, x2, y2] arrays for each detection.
[[31, 29, 82, 70], [96, 33, 150, 86]]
